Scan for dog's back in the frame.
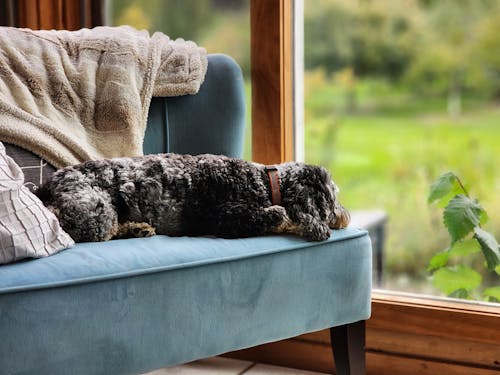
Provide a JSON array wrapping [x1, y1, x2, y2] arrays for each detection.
[[180, 154, 272, 236], [36, 154, 273, 241]]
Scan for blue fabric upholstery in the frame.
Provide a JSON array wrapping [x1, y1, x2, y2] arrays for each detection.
[[0, 54, 372, 375], [143, 54, 246, 158], [0, 228, 371, 375]]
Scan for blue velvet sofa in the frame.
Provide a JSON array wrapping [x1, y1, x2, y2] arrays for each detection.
[[0, 55, 372, 375]]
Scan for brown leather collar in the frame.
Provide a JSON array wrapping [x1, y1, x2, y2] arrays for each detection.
[[265, 165, 282, 205]]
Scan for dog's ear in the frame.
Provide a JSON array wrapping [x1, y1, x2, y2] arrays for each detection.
[[138, 177, 163, 200], [301, 165, 331, 186], [118, 182, 136, 204]]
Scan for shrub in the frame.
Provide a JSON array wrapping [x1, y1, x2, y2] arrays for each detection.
[[428, 172, 500, 301]]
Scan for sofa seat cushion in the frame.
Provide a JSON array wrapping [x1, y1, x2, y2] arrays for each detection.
[[0, 228, 371, 375], [0, 228, 370, 294]]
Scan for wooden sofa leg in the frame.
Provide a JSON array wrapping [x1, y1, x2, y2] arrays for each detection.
[[330, 320, 366, 375]]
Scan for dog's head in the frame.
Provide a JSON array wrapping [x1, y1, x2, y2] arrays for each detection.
[[280, 163, 350, 230], [325, 177, 350, 229]]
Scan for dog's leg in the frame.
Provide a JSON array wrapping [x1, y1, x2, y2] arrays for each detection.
[[211, 204, 290, 238], [288, 212, 331, 241], [214, 205, 329, 241], [268, 206, 303, 236], [271, 208, 330, 241], [113, 222, 156, 239]]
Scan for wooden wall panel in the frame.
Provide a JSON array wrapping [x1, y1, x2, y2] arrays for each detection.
[[16, 0, 39, 29], [38, 0, 62, 29], [63, 0, 81, 30], [0, 0, 15, 26], [1, 0, 102, 30], [90, 0, 104, 29]]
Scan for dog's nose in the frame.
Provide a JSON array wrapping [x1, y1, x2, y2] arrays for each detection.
[[330, 204, 350, 229]]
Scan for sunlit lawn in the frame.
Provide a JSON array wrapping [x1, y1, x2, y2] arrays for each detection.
[[305, 91, 500, 293]]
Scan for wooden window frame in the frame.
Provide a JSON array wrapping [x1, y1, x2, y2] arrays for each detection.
[[250, 0, 294, 164], [245, 0, 500, 374]]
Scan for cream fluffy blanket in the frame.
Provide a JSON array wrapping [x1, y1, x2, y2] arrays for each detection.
[[0, 26, 207, 168]]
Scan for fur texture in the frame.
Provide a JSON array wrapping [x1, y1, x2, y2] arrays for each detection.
[[36, 153, 350, 243]]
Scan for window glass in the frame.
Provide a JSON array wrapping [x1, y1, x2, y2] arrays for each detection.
[[304, 0, 500, 302], [109, 0, 251, 159]]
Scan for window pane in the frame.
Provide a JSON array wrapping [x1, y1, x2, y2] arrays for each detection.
[[304, 0, 500, 302], [108, 0, 251, 159]]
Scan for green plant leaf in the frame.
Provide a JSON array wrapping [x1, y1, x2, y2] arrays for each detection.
[[449, 238, 480, 257], [432, 265, 482, 296], [474, 227, 500, 271], [428, 172, 459, 204], [449, 288, 470, 299], [428, 251, 449, 272], [443, 195, 484, 243], [483, 286, 500, 302], [428, 240, 480, 272], [480, 209, 489, 225]]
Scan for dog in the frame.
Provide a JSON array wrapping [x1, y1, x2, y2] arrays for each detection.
[[36, 153, 350, 243]]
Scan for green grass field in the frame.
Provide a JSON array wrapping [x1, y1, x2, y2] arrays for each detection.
[[304, 76, 500, 294]]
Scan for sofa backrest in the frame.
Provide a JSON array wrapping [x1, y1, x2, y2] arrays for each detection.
[[143, 54, 246, 158]]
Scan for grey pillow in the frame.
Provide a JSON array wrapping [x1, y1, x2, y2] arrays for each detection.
[[4, 143, 56, 193], [0, 142, 74, 264]]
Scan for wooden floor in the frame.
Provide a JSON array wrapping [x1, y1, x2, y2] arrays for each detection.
[[143, 357, 328, 375]]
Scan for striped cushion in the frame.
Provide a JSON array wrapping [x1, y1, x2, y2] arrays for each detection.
[[0, 142, 74, 264]]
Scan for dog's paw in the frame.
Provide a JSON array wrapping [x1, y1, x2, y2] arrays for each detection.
[[130, 223, 156, 238], [290, 212, 331, 241], [304, 223, 331, 241], [115, 222, 156, 239]]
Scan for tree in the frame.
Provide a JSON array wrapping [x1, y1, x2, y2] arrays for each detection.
[[403, 0, 496, 116], [112, 0, 214, 41], [472, 6, 500, 99], [304, 0, 421, 80]]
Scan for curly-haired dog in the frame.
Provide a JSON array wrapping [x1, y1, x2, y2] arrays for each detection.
[[36, 153, 350, 243]]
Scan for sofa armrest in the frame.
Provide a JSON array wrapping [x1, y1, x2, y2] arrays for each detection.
[[144, 54, 246, 158]]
